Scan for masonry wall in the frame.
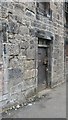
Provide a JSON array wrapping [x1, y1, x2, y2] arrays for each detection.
[[65, 26, 68, 82], [0, 2, 65, 110], [50, 2, 65, 85], [0, 2, 38, 109]]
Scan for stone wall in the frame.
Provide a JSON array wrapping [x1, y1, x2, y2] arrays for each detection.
[[65, 27, 68, 82], [0, 2, 38, 109], [66, 57, 68, 82], [0, 2, 65, 110], [50, 2, 65, 85]]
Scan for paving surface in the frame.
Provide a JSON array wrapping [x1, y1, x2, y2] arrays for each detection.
[[2, 83, 66, 118]]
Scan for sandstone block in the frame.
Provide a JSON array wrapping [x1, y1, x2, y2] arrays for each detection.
[[24, 69, 36, 80], [24, 60, 35, 70], [8, 43, 19, 55], [26, 48, 35, 59], [19, 26, 29, 35], [8, 21, 19, 34]]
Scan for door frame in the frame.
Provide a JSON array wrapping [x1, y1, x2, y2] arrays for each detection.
[[38, 38, 52, 90]]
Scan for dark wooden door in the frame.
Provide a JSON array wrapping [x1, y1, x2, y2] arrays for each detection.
[[38, 47, 48, 87]]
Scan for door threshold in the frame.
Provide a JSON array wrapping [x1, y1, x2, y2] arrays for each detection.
[[37, 84, 50, 92]]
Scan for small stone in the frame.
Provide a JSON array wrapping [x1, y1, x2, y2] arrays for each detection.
[[22, 104, 24, 107], [5, 111, 8, 114], [23, 103, 27, 106], [42, 96, 44, 98], [10, 100, 14, 103], [8, 113, 11, 115], [12, 106, 15, 109], [38, 96, 41, 99], [16, 104, 20, 109], [28, 103, 32, 106], [10, 107, 12, 110], [31, 98, 34, 102]]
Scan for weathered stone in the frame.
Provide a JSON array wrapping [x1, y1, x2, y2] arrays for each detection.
[[24, 87, 35, 98], [0, 42, 2, 59], [19, 26, 29, 35], [19, 41, 29, 49], [23, 78, 36, 90], [10, 83, 22, 95], [29, 28, 36, 37], [1, 7, 8, 18], [2, 94, 8, 101], [8, 21, 19, 34], [15, 15, 22, 24], [2, 81, 8, 95], [25, 9, 35, 18], [8, 34, 15, 39], [17, 92, 25, 102], [8, 68, 22, 80], [31, 20, 41, 28], [0, 22, 2, 31], [24, 69, 36, 80], [0, 99, 8, 109], [0, 79, 2, 92], [24, 60, 35, 70], [26, 47, 35, 59], [8, 44, 19, 56], [20, 49, 26, 56], [25, 2, 35, 13], [15, 34, 25, 44], [14, 3, 24, 12]]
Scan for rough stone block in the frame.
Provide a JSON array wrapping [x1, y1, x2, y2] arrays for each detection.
[[0, 22, 2, 32], [24, 60, 35, 70], [0, 80, 2, 92], [29, 28, 36, 37], [1, 7, 8, 18], [2, 94, 8, 101], [23, 78, 36, 91], [10, 83, 22, 94], [25, 2, 35, 13], [15, 34, 24, 42], [25, 9, 35, 18], [24, 86, 36, 98], [2, 82, 8, 95], [8, 21, 19, 34], [8, 43, 19, 55], [8, 67, 22, 80], [10, 93, 18, 103], [19, 26, 29, 35], [20, 49, 26, 56], [13, 15, 22, 24], [14, 3, 24, 12], [17, 92, 25, 102], [26, 47, 35, 59], [24, 69, 36, 80], [0, 99, 8, 109], [19, 40, 29, 49], [8, 34, 15, 39]]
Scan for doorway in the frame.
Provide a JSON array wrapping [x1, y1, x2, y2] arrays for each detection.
[[38, 38, 51, 90]]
